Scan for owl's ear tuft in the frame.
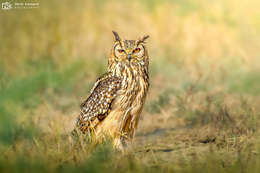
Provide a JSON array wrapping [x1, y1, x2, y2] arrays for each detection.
[[112, 31, 121, 42], [138, 35, 150, 44], [141, 35, 150, 42]]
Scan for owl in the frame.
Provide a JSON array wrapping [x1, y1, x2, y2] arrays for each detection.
[[76, 31, 149, 149]]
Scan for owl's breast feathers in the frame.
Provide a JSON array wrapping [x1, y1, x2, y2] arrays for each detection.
[[77, 72, 122, 132]]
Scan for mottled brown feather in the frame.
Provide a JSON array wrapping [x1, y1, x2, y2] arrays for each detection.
[[77, 72, 122, 132]]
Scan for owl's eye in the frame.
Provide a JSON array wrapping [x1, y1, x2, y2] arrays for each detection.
[[133, 48, 141, 54], [117, 49, 125, 53]]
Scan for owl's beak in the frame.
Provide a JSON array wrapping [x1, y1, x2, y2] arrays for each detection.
[[127, 54, 131, 61]]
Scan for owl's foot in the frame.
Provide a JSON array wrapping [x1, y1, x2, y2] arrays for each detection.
[[113, 138, 124, 150], [113, 137, 133, 151]]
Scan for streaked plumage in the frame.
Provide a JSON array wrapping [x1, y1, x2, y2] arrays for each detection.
[[76, 31, 150, 148]]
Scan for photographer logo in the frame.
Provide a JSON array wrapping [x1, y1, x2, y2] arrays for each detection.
[[2, 2, 12, 10], [1, 1, 39, 10]]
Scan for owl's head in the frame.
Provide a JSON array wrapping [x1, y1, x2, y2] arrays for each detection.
[[109, 31, 149, 69]]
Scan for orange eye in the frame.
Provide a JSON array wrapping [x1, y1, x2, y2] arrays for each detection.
[[133, 48, 141, 53], [118, 49, 124, 53]]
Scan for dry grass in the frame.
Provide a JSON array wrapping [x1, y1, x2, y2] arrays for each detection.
[[1, 0, 260, 172]]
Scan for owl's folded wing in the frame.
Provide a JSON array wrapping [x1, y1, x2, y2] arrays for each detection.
[[77, 73, 122, 129]]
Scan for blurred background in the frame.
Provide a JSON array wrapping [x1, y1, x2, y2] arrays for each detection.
[[0, 0, 260, 172]]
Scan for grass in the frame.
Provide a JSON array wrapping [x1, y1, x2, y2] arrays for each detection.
[[1, 0, 260, 172]]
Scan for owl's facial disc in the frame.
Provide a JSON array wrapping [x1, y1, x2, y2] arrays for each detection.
[[114, 41, 145, 62]]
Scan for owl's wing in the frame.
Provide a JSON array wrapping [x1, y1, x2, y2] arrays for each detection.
[[77, 72, 122, 130]]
